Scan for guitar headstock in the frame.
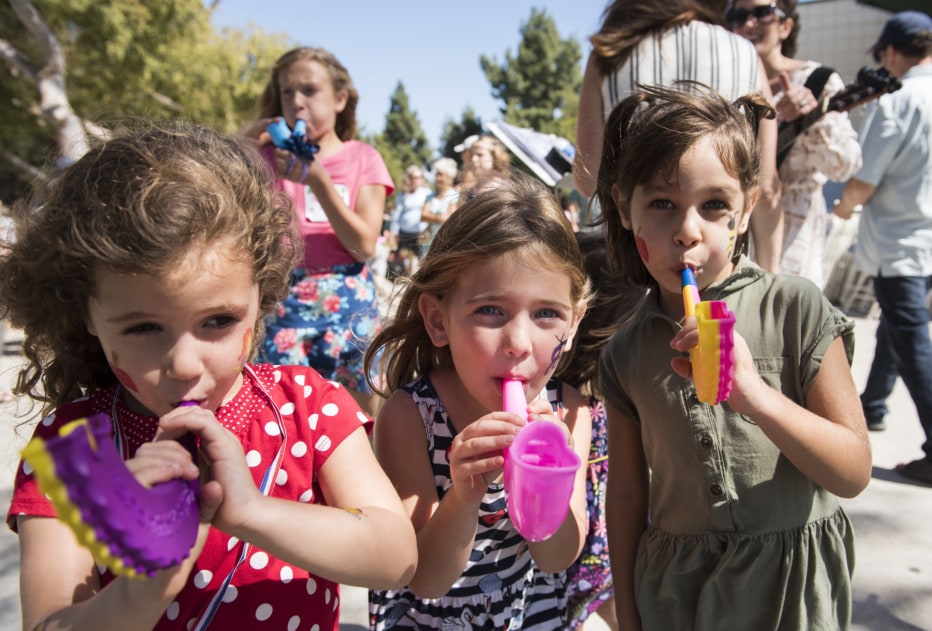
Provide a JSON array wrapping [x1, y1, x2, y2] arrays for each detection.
[[830, 66, 902, 113]]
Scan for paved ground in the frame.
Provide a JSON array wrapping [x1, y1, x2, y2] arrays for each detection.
[[0, 313, 930, 630]]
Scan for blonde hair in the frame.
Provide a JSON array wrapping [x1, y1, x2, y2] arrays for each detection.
[[364, 172, 590, 396]]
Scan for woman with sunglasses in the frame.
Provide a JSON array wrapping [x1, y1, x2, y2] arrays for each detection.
[[729, 0, 862, 287], [574, 0, 784, 274]]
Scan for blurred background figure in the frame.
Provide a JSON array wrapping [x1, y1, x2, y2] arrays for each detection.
[[456, 133, 512, 194], [420, 157, 460, 250], [562, 192, 582, 232], [833, 11, 932, 483], [730, 0, 861, 288], [574, 0, 783, 273], [388, 164, 431, 278]]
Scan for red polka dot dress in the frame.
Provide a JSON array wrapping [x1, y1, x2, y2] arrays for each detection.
[[8, 364, 371, 630]]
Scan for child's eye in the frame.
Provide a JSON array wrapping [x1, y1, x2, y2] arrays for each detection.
[[475, 305, 503, 316], [535, 308, 561, 320], [704, 199, 730, 211], [205, 315, 240, 329], [648, 198, 675, 210], [122, 323, 160, 335]]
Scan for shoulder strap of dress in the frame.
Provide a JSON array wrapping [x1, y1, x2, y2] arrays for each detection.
[[804, 65, 835, 101]]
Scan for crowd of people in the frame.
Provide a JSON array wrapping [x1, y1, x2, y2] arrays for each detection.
[[0, 5, 929, 631]]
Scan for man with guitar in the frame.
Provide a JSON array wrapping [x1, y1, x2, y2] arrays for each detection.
[[834, 11, 932, 486]]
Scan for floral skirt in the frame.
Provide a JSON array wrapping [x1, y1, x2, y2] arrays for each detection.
[[565, 397, 613, 628], [259, 263, 381, 393]]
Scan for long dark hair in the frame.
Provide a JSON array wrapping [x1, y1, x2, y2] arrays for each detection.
[[591, 0, 727, 76]]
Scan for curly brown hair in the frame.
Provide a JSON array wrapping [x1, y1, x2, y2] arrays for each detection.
[[364, 172, 590, 397], [0, 119, 300, 415]]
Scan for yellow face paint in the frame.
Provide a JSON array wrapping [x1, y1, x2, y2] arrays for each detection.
[[239, 328, 253, 366]]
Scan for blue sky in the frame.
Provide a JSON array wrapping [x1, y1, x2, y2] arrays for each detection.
[[211, 1, 607, 150]]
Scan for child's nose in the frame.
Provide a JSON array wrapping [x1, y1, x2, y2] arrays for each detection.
[[503, 320, 533, 357], [675, 209, 703, 247], [164, 338, 203, 382]]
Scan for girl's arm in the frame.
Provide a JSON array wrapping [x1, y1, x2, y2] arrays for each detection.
[[373, 388, 522, 599], [605, 401, 648, 631], [19, 440, 216, 631], [573, 53, 604, 199], [309, 161, 385, 261], [279, 155, 385, 261], [420, 198, 442, 225], [159, 406, 417, 591], [672, 329, 872, 498], [749, 57, 783, 274], [525, 389, 591, 573]]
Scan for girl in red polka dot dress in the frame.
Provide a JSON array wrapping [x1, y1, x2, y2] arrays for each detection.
[[1, 120, 416, 631]]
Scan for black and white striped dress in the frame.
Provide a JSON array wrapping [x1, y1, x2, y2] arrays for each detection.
[[368, 375, 568, 630]]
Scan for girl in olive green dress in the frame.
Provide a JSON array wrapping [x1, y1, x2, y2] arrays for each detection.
[[596, 84, 872, 631]]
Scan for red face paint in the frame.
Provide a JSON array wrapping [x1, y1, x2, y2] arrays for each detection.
[[635, 236, 650, 263], [110, 352, 138, 392]]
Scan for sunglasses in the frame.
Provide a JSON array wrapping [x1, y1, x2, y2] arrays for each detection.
[[726, 3, 786, 28]]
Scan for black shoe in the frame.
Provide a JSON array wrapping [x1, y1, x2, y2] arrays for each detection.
[[867, 418, 886, 431], [896, 458, 932, 485]]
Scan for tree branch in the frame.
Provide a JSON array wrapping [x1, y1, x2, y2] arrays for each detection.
[[1, 150, 47, 184], [0, 36, 39, 81]]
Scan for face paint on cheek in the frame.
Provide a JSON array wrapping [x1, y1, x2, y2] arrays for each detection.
[[634, 228, 649, 263], [239, 328, 253, 365], [109, 351, 138, 392], [547, 332, 569, 373], [726, 213, 738, 253]]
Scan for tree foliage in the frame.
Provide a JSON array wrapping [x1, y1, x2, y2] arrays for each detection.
[[0, 0, 289, 205], [479, 8, 582, 139], [382, 82, 431, 168], [0, 2, 588, 207]]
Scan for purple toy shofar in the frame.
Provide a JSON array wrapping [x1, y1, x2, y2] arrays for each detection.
[[47, 413, 199, 576]]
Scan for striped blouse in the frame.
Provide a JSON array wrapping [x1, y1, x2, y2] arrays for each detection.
[[368, 376, 568, 630], [601, 20, 763, 115]]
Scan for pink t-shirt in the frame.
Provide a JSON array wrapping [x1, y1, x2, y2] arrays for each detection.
[[9, 364, 372, 631], [263, 140, 394, 271]]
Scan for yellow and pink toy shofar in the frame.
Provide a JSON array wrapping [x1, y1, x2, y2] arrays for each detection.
[[680, 268, 736, 405]]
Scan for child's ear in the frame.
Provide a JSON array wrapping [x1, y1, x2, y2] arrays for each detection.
[[335, 89, 349, 114], [612, 184, 633, 230], [739, 186, 760, 234], [418, 293, 449, 347]]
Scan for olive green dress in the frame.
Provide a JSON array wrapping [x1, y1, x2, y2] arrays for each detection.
[[599, 257, 857, 630]]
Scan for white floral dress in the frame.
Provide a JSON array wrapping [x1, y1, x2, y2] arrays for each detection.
[[777, 62, 862, 287]]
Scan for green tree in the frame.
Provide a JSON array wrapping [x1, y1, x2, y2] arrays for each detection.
[[381, 82, 431, 170], [375, 81, 430, 198], [0, 0, 288, 205], [479, 7, 582, 139]]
